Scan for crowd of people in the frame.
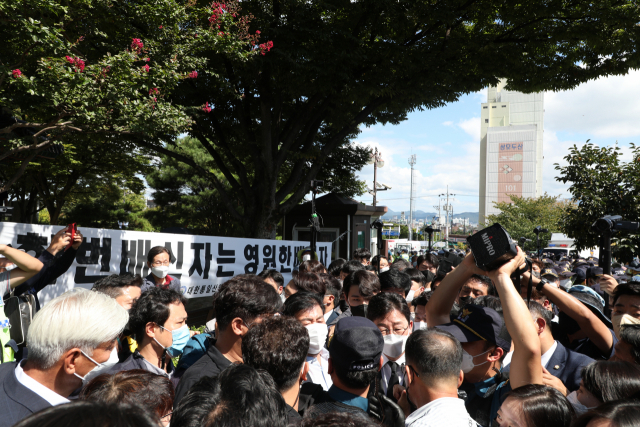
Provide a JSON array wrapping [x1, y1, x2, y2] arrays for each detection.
[[2, 229, 640, 427]]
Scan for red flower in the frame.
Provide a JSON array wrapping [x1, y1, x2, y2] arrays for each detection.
[[188, 71, 198, 78], [159, 25, 163, 29], [209, 2, 226, 23], [149, 87, 160, 95], [142, 64, 150, 73], [131, 38, 144, 52], [74, 58, 85, 72], [256, 30, 261, 34], [259, 41, 274, 55], [65, 56, 75, 65], [144, 58, 150, 62], [11, 69, 22, 79], [202, 102, 212, 113]]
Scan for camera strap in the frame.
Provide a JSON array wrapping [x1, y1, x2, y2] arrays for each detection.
[[511, 258, 533, 307]]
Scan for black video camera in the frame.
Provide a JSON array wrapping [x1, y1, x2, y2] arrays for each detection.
[[467, 223, 518, 271]]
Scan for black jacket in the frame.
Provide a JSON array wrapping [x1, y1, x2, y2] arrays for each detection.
[[0, 363, 51, 427], [173, 340, 232, 405]]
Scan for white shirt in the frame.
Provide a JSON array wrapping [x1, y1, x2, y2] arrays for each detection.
[[502, 340, 558, 369], [306, 348, 332, 391], [405, 397, 477, 427], [381, 352, 405, 395], [15, 361, 69, 407], [0, 271, 9, 298]]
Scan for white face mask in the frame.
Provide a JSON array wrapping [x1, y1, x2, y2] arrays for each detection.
[[74, 350, 112, 386], [383, 334, 408, 358], [406, 290, 415, 303], [380, 266, 390, 273], [306, 323, 328, 355], [82, 347, 119, 384], [460, 348, 493, 373], [410, 312, 416, 322], [151, 265, 170, 278], [566, 391, 597, 416], [280, 292, 286, 303], [413, 321, 428, 332]]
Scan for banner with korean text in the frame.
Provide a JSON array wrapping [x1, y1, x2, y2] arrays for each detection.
[[0, 222, 332, 305]]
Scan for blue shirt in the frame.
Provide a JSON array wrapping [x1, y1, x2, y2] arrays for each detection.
[[327, 385, 369, 412]]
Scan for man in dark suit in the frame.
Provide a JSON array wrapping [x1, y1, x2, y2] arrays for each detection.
[[0, 288, 128, 427], [503, 301, 593, 392]]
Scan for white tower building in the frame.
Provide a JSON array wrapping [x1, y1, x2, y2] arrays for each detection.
[[479, 80, 544, 224]]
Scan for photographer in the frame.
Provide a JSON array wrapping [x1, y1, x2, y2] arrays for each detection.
[[9, 227, 82, 311], [0, 244, 44, 297], [524, 271, 615, 360], [427, 249, 542, 425]]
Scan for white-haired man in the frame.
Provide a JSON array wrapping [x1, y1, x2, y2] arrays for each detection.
[[0, 288, 128, 427]]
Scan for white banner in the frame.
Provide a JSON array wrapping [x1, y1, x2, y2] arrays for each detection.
[[0, 222, 332, 305]]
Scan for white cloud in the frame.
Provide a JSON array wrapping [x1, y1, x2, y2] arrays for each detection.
[[442, 120, 453, 126], [545, 70, 640, 138], [457, 117, 481, 141]]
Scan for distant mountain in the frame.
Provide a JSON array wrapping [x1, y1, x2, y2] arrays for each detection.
[[382, 210, 479, 224]]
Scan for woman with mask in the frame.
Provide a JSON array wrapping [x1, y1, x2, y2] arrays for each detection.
[[494, 384, 574, 427], [564, 361, 640, 416], [141, 246, 181, 293], [366, 292, 412, 400], [110, 288, 191, 386], [283, 292, 332, 391]]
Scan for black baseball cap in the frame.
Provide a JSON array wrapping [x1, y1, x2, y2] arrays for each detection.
[[436, 304, 511, 353], [587, 267, 604, 279], [572, 268, 587, 284], [329, 317, 384, 373], [541, 268, 559, 279]]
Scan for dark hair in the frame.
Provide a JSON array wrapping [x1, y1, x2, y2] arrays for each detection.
[[581, 361, 640, 402], [366, 292, 410, 324], [620, 324, 640, 364], [343, 270, 380, 298], [128, 287, 187, 340], [370, 255, 387, 267], [258, 269, 284, 287], [416, 254, 439, 269], [466, 274, 496, 296], [379, 269, 411, 297], [214, 275, 283, 331], [13, 401, 159, 427], [405, 329, 462, 383], [320, 273, 342, 301], [473, 295, 503, 314], [172, 389, 217, 427], [291, 271, 326, 298], [571, 399, 640, 427], [328, 258, 347, 277], [390, 258, 411, 271], [283, 291, 325, 317], [411, 290, 432, 308], [299, 412, 379, 427], [613, 282, 640, 306], [81, 370, 173, 419], [335, 365, 379, 390], [147, 246, 170, 264], [404, 268, 426, 286], [528, 300, 553, 325], [204, 364, 287, 427], [91, 273, 142, 299], [504, 384, 574, 427], [299, 260, 326, 274], [341, 259, 366, 275], [242, 316, 309, 391], [353, 248, 372, 262]]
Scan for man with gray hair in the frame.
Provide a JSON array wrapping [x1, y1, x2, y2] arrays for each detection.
[[0, 288, 128, 427], [398, 329, 477, 427]]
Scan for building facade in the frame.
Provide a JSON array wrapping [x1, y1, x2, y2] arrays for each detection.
[[479, 80, 544, 224]]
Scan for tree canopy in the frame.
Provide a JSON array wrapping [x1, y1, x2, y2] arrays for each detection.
[[486, 193, 568, 251], [555, 142, 640, 262]]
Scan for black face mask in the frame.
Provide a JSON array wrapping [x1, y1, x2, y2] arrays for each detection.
[[458, 295, 473, 308], [558, 312, 581, 336], [339, 300, 349, 313], [351, 304, 368, 317]]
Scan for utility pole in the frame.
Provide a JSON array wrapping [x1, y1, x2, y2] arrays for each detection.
[[371, 148, 384, 208], [439, 186, 455, 248], [433, 202, 441, 243], [408, 154, 416, 241]]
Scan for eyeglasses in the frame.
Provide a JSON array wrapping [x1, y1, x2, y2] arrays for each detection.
[[152, 261, 171, 266], [161, 412, 173, 420], [378, 325, 410, 336]]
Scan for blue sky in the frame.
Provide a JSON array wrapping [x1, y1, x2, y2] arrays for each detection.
[[352, 70, 640, 214]]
